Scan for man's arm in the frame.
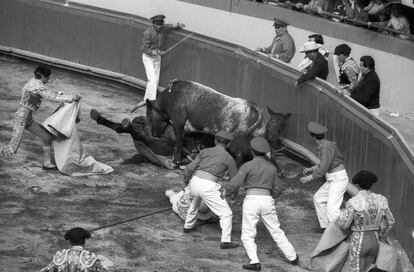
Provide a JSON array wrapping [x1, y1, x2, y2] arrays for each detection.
[[297, 57, 324, 84], [183, 154, 200, 185]]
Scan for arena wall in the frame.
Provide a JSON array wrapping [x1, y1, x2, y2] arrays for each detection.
[[67, 0, 414, 115], [0, 0, 413, 262]]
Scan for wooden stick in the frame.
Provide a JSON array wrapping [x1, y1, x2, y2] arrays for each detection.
[[89, 207, 171, 232], [164, 33, 193, 54]]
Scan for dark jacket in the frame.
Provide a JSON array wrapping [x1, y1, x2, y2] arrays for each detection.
[[297, 52, 329, 84], [351, 70, 380, 109]]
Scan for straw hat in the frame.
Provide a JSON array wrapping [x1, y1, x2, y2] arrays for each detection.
[[299, 41, 322, 53]]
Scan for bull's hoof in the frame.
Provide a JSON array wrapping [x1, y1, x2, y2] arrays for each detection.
[[121, 118, 131, 129], [90, 109, 100, 122]]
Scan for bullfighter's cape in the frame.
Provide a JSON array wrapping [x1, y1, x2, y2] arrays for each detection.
[[42, 102, 113, 176], [311, 220, 401, 272]]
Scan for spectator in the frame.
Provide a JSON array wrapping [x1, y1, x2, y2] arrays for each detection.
[[364, 0, 384, 17], [334, 44, 360, 90], [295, 41, 329, 86], [255, 18, 296, 63], [347, 0, 369, 22], [386, 5, 411, 39], [339, 56, 380, 110], [297, 0, 329, 14], [298, 34, 328, 72]]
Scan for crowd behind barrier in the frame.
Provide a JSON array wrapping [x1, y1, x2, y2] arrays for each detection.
[[250, 0, 414, 40]]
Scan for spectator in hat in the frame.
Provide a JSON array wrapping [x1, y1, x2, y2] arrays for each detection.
[[295, 41, 329, 87], [334, 44, 360, 91], [255, 18, 296, 63], [130, 15, 186, 112], [183, 130, 239, 250], [300, 122, 349, 232], [298, 34, 329, 73], [41, 227, 111, 272], [226, 137, 299, 271], [349, 56, 380, 110]]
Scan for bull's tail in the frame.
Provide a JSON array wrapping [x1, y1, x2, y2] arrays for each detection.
[[246, 103, 265, 137]]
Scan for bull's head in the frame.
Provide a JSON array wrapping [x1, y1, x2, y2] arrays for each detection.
[[265, 106, 291, 149], [145, 99, 171, 138]]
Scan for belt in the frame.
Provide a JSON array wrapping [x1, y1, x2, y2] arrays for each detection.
[[351, 225, 379, 232], [195, 170, 218, 182], [245, 188, 271, 196], [328, 164, 345, 174]]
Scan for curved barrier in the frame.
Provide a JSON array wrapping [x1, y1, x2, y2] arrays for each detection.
[[0, 0, 413, 262]]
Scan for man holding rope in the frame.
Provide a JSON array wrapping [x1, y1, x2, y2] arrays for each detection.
[[130, 15, 186, 112]]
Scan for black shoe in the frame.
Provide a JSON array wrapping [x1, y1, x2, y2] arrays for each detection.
[[183, 227, 196, 233], [290, 255, 299, 265], [90, 109, 101, 122], [42, 165, 58, 171], [220, 242, 239, 249], [242, 263, 261, 271]]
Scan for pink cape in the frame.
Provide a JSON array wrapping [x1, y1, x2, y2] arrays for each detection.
[[42, 102, 113, 176]]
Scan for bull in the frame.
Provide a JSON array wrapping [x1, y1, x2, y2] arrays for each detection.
[[146, 80, 266, 164]]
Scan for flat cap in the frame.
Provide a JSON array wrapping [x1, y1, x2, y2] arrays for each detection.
[[273, 18, 289, 27], [334, 44, 351, 56], [215, 130, 233, 141], [150, 14, 165, 23], [308, 122, 328, 135], [250, 136, 270, 153], [64, 227, 91, 243]]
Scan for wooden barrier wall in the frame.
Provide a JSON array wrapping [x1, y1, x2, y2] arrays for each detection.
[[1, 0, 413, 262]]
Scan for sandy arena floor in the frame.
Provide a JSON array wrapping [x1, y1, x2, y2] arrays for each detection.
[[0, 54, 338, 272]]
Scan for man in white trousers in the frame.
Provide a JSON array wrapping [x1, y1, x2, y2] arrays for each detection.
[[226, 137, 299, 271], [183, 130, 239, 249], [300, 122, 349, 232], [130, 15, 185, 112]]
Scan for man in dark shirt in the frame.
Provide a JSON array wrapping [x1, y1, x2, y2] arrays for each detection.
[[295, 41, 329, 87], [130, 15, 185, 112], [300, 122, 349, 232], [183, 130, 239, 249], [227, 137, 299, 271], [350, 56, 380, 109]]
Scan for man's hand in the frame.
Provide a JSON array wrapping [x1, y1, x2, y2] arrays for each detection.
[[74, 94, 82, 102], [158, 50, 166, 56], [294, 81, 302, 88], [0, 146, 13, 157], [255, 47, 263, 53], [303, 167, 313, 175], [177, 22, 186, 28], [299, 176, 311, 184]]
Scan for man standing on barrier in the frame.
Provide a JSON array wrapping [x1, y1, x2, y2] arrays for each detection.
[[300, 122, 349, 233], [183, 130, 239, 249], [226, 137, 299, 271], [130, 14, 185, 112]]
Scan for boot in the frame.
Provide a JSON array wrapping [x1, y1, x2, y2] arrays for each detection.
[[42, 146, 57, 170]]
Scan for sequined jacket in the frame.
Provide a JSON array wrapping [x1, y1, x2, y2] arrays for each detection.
[[40, 246, 106, 272], [336, 190, 395, 239], [2, 78, 75, 154]]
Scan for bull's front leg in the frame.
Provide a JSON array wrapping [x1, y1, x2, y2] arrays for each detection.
[[172, 124, 185, 164]]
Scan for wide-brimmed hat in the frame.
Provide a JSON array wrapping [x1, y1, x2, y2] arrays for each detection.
[[250, 136, 270, 153], [299, 41, 322, 53]]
